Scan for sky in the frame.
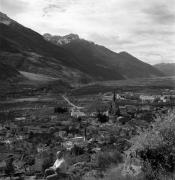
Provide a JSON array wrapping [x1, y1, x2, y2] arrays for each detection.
[[0, 0, 175, 64]]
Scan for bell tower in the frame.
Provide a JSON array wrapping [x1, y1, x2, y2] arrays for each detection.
[[111, 90, 120, 116]]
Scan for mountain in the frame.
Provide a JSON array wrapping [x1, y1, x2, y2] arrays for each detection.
[[44, 33, 79, 45], [0, 12, 163, 87], [0, 12, 124, 83], [154, 63, 175, 76], [44, 34, 164, 79], [0, 62, 21, 80]]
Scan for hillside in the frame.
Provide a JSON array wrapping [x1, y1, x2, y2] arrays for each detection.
[[0, 12, 124, 82], [154, 63, 175, 76], [44, 34, 164, 79], [0, 62, 21, 80], [0, 11, 164, 86]]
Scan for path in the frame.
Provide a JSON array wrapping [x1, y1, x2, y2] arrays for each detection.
[[62, 95, 84, 109]]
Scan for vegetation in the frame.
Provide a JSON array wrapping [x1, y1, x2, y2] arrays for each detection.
[[128, 112, 175, 180], [95, 150, 123, 171]]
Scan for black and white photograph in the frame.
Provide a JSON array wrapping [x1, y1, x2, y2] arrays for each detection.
[[0, 0, 175, 179]]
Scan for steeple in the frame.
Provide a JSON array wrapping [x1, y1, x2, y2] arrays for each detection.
[[109, 90, 120, 116], [113, 90, 116, 102]]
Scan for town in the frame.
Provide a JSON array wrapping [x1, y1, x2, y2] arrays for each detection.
[[0, 86, 175, 179]]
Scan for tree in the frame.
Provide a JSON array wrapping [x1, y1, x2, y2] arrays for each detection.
[[97, 113, 109, 123]]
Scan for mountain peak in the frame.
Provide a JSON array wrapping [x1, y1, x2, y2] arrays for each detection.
[[64, 33, 79, 40], [43, 33, 79, 45], [119, 51, 132, 57], [0, 12, 12, 25]]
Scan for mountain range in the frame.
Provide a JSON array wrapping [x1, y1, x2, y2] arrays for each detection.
[[154, 63, 175, 76], [0, 12, 164, 86]]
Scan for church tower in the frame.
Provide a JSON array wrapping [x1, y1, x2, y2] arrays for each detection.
[[113, 90, 116, 102], [110, 90, 120, 116]]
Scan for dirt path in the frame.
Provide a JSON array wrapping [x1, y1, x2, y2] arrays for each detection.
[[62, 95, 84, 109]]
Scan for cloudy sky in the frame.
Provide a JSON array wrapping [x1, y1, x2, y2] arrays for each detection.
[[0, 0, 175, 64]]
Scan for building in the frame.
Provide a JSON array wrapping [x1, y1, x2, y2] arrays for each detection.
[[71, 108, 86, 118], [140, 95, 155, 103], [109, 91, 120, 116]]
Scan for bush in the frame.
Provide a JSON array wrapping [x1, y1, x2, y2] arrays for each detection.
[[97, 113, 109, 123], [83, 166, 144, 180], [96, 150, 123, 170], [128, 112, 175, 179]]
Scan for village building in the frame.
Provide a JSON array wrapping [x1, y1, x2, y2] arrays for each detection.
[[71, 108, 86, 118], [140, 95, 155, 103]]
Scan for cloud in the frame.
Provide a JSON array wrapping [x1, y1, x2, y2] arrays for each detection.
[[43, 4, 66, 16], [0, 0, 29, 16], [134, 29, 175, 36], [87, 33, 134, 51], [143, 1, 175, 25], [0, 0, 174, 64]]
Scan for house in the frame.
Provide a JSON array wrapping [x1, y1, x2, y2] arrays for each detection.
[[103, 110, 109, 116], [140, 95, 155, 103], [71, 136, 85, 145], [37, 144, 48, 153], [90, 112, 98, 117], [62, 141, 74, 150], [50, 115, 57, 121], [116, 94, 125, 100], [15, 117, 26, 121], [71, 108, 86, 118], [63, 136, 86, 150], [160, 95, 171, 103]]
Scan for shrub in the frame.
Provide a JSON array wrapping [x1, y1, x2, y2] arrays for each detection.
[[128, 112, 175, 179], [111, 150, 123, 165], [83, 166, 144, 180], [96, 150, 123, 171], [97, 113, 109, 123], [42, 157, 54, 173], [70, 145, 85, 156]]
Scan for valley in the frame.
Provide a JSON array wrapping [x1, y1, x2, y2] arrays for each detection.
[[0, 11, 175, 180], [0, 77, 175, 179]]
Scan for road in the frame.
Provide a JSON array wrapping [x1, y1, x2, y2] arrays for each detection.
[[62, 95, 84, 109]]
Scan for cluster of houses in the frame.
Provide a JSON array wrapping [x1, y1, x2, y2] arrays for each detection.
[[0, 89, 174, 178], [104, 91, 175, 104], [139, 94, 175, 103]]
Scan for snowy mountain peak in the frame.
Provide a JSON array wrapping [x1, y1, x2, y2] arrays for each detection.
[[43, 33, 79, 45]]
